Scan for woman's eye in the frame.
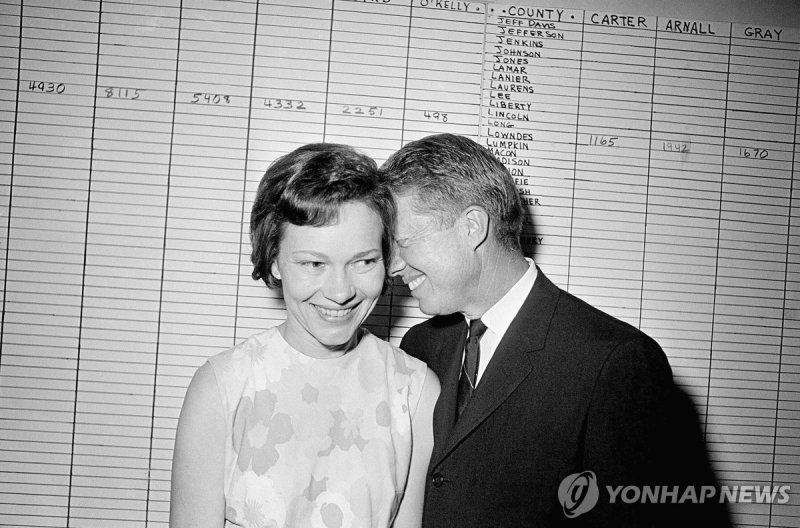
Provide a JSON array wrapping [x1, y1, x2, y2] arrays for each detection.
[[300, 261, 325, 269]]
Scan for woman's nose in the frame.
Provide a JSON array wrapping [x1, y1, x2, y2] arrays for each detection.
[[323, 269, 356, 304]]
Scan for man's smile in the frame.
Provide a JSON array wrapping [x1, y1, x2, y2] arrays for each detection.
[[407, 275, 427, 291]]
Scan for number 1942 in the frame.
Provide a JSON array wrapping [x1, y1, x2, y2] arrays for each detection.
[[663, 141, 690, 152]]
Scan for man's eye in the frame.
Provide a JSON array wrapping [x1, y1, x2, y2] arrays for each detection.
[[300, 261, 325, 269], [352, 258, 380, 271]]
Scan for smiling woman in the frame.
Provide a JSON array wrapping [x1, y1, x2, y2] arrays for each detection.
[[272, 201, 385, 358], [169, 144, 440, 528]]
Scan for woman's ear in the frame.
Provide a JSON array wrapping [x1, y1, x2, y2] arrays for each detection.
[[464, 205, 490, 251], [270, 260, 281, 280]]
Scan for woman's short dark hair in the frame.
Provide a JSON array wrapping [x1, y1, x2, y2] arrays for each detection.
[[250, 143, 394, 291]]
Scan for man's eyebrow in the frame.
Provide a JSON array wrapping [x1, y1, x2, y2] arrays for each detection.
[[351, 249, 382, 259]]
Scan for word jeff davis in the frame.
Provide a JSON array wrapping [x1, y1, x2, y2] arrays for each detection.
[[557, 471, 792, 518]]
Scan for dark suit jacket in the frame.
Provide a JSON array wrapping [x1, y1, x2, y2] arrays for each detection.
[[400, 268, 729, 527]]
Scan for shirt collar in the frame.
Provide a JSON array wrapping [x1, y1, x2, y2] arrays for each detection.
[[470, 258, 537, 339]]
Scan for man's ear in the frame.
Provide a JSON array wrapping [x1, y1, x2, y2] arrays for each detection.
[[464, 205, 490, 251], [271, 260, 282, 280]]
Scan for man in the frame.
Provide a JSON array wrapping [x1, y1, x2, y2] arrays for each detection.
[[382, 134, 729, 527]]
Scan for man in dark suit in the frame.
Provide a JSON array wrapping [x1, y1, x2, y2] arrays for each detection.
[[381, 134, 729, 527]]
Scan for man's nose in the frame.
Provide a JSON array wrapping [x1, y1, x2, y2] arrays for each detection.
[[388, 252, 406, 277]]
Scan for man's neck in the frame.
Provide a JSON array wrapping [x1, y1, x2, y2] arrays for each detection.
[[463, 247, 531, 319]]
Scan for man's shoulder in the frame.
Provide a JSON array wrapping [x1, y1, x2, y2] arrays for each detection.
[[557, 287, 644, 337], [527, 271, 664, 366], [403, 313, 461, 345], [408, 312, 463, 335], [546, 286, 669, 382], [400, 313, 462, 363]]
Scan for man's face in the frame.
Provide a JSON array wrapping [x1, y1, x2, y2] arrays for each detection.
[[389, 194, 476, 316]]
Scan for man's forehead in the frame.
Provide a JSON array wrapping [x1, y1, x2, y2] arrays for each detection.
[[394, 194, 424, 222], [395, 215, 448, 243], [393, 192, 455, 233], [393, 192, 418, 209], [395, 192, 439, 218], [395, 209, 433, 234]]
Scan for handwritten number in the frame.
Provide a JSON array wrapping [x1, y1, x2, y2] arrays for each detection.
[[341, 105, 383, 117], [28, 81, 65, 94], [589, 135, 617, 147], [423, 111, 448, 122], [663, 141, 690, 153], [739, 147, 768, 159], [104, 87, 141, 100], [191, 92, 231, 105], [264, 98, 306, 110]]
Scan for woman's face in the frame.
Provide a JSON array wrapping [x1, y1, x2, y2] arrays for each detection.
[[271, 201, 385, 358]]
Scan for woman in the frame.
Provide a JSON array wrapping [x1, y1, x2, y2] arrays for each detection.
[[170, 144, 440, 528]]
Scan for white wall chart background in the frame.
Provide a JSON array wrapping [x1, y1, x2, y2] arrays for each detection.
[[1, 0, 799, 526]]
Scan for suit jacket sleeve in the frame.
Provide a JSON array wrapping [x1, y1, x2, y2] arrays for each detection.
[[400, 318, 455, 380], [581, 334, 730, 527]]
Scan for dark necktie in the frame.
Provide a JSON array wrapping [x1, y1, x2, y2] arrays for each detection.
[[456, 318, 487, 419]]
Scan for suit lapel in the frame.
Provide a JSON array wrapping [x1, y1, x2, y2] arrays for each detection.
[[429, 317, 468, 461], [432, 268, 561, 466]]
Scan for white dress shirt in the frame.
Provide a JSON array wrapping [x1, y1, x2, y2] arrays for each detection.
[[466, 258, 537, 385]]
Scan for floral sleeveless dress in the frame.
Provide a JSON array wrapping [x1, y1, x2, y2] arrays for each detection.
[[207, 326, 429, 528]]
